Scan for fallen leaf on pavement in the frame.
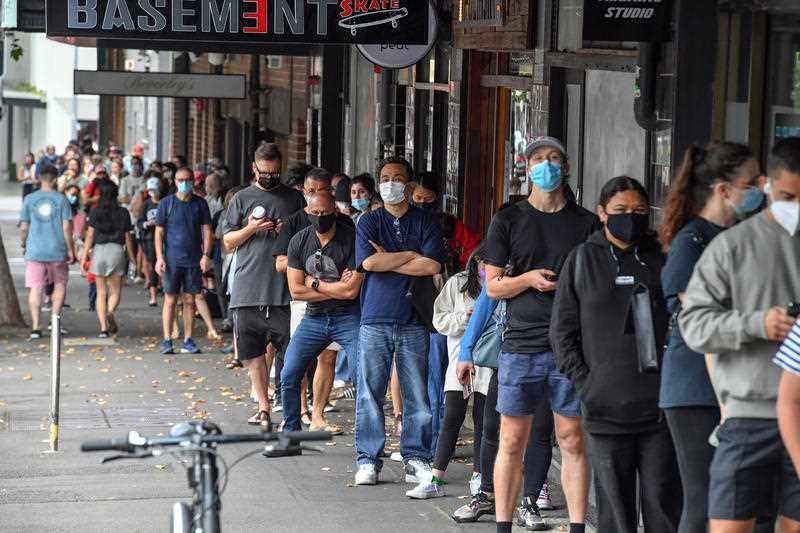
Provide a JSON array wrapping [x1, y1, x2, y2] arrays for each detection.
[[99, 367, 110, 373], [0, 400, 6, 407], [193, 377, 205, 383], [134, 356, 143, 361], [228, 395, 242, 401], [321, 467, 331, 471], [155, 464, 168, 470], [183, 393, 194, 400], [22, 374, 32, 381]]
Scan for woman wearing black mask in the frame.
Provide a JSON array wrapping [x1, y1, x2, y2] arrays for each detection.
[[412, 172, 481, 270], [551, 176, 680, 533]]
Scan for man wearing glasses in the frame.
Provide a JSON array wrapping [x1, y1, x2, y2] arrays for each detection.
[[274, 167, 355, 433], [223, 143, 304, 429], [280, 192, 362, 434], [353, 156, 443, 488]]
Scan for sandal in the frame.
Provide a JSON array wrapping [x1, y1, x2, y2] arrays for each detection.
[[248, 410, 272, 431], [301, 411, 312, 426], [226, 358, 243, 369], [207, 332, 222, 341], [309, 423, 343, 436]]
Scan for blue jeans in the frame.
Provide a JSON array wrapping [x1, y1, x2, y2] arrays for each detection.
[[427, 332, 448, 453], [497, 351, 581, 417], [356, 323, 432, 470], [335, 349, 350, 382], [280, 312, 360, 432]]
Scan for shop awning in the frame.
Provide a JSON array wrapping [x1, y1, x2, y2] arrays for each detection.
[[2, 88, 46, 108], [719, 0, 800, 12]]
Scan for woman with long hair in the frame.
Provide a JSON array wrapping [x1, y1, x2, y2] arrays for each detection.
[[406, 245, 493, 499], [552, 176, 680, 533], [81, 181, 134, 337], [18, 152, 36, 198], [350, 173, 377, 225], [658, 142, 761, 533]]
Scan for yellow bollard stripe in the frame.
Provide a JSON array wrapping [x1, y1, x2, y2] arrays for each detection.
[[49, 423, 59, 451]]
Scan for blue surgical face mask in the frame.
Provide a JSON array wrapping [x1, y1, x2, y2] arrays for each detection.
[[352, 198, 370, 212], [732, 186, 764, 217], [66, 194, 77, 205], [177, 181, 193, 195], [529, 161, 562, 192]]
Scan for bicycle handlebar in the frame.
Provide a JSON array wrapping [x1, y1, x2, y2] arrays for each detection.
[[81, 430, 332, 453]]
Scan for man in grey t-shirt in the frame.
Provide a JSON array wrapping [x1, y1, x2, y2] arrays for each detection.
[[223, 143, 304, 428]]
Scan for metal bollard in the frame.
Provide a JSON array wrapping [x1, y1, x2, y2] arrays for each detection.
[[49, 314, 62, 452]]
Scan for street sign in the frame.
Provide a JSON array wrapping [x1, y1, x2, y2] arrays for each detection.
[[73, 70, 247, 99], [47, 0, 429, 45], [582, 0, 671, 42], [356, 0, 437, 69]]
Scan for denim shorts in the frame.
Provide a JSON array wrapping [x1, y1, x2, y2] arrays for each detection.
[[709, 418, 800, 521], [497, 351, 581, 417]]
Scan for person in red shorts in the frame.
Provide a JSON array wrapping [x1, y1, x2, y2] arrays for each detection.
[[19, 164, 76, 340]]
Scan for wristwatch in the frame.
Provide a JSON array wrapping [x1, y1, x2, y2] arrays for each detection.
[[311, 278, 320, 291]]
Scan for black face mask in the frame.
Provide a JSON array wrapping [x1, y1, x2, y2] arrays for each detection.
[[416, 201, 438, 212], [309, 213, 336, 234], [257, 173, 281, 190], [606, 213, 650, 244]]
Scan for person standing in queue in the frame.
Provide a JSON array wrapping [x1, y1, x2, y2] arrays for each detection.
[[223, 143, 304, 429], [551, 176, 681, 533], [482, 136, 597, 533], [280, 192, 363, 433], [155, 167, 213, 355], [658, 142, 762, 533], [353, 156, 443, 487]]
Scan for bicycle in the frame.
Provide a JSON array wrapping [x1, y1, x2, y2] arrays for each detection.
[[81, 420, 331, 533]]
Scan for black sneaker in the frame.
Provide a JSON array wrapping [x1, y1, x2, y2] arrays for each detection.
[[516, 497, 548, 531], [451, 492, 495, 523]]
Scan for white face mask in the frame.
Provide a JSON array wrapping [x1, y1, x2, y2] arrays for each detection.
[[379, 181, 406, 205], [336, 201, 350, 212], [771, 201, 800, 236]]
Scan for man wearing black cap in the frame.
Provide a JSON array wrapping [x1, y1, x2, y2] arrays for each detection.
[[481, 137, 598, 533]]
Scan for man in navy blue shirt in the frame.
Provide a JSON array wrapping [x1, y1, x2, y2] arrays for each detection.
[[353, 156, 443, 487], [155, 167, 212, 355]]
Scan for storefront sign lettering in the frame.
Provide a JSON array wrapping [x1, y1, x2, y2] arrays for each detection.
[[583, 0, 671, 42], [47, 0, 428, 45], [356, 0, 435, 69], [73, 70, 247, 99]]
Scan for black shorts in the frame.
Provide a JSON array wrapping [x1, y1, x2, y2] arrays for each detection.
[[709, 418, 800, 521], [232, 306, 290, 361]]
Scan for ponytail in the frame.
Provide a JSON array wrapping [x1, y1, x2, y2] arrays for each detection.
[[660, 142, 754, 252]]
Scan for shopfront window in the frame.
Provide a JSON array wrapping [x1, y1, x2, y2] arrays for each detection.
[[765, 15, 800, 151], [505, 90, 532, 202]]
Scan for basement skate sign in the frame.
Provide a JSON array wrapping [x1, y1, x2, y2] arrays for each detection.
[[46, 0, 429, 45], [582, 0, 671, 42]]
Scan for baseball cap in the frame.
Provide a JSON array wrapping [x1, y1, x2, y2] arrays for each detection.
[[146, 177, 161, 191], [524, 136, 567, 161]]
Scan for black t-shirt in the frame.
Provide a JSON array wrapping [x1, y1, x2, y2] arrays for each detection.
[[287, 223, 358, 315], [483, 200, 601, 353], [224, 184, 305, 308], [89, 205, 133, 246], [274, 209, 355, 257]]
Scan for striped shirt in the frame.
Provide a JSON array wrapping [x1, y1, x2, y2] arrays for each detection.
[[775, 319, 800, 376]]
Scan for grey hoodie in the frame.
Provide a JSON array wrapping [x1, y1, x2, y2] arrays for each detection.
[[679, 211, 800, 420]]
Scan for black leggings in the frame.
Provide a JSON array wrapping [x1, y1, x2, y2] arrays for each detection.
[[433, 390, 486, 472], [480, 370, 554, 496]]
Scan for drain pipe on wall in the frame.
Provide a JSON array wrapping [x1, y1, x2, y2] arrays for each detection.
[[377, 69, 393, 159], [634, 42, 671, 131]]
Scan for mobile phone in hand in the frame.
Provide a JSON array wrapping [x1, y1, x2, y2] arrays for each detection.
[[463, 373, 474, 399]]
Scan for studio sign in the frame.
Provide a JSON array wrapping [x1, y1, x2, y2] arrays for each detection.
[[582, 0, 671, 42], [47, 0, 429, 45]]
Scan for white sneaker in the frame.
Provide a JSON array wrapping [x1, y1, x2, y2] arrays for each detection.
[[404, 459, 432, 484], [406, 480, 444, 499], [354, 464, 378, 486], [333, 379, 347, 389], [536, 482, 554, 511], [390, 451, 403, 462], [469, 472, 482, 496]]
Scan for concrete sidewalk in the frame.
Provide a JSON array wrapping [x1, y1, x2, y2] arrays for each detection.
[[0, 191, 575, 533]]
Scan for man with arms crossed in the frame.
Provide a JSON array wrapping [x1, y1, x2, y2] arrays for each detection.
[[353, 156, 443, 487], [483, 137, 597, 533]]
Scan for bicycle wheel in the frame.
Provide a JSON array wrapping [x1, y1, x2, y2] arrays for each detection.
[[170, 502, 192, 533]]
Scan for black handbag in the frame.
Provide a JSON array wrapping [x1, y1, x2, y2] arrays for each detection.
[[407, 276, 438, 333], [630, 282, 660, 374]]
